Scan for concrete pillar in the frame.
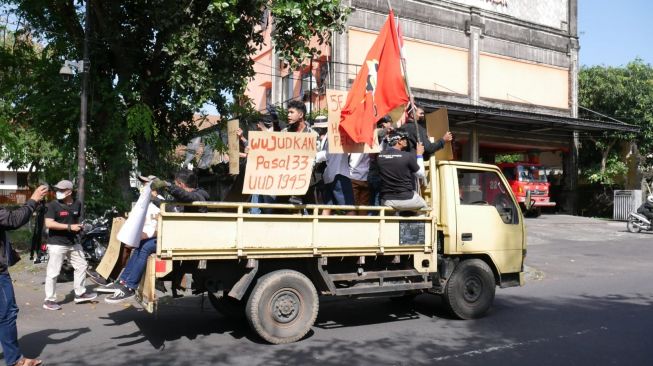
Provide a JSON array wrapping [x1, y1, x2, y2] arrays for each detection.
[[563, 131, 579, 214], [271, 51, 282, 106], [466, 8, 484, 106], [462, 128, 480, 163], [568, 38, 580, 118]]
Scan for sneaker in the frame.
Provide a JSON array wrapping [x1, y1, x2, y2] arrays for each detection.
[[43, 300, 62, 311], [96, 281, 122, 294], [74, 291, 98, 303], [105, 284, 135, 304], [86, 269, 108, 286]]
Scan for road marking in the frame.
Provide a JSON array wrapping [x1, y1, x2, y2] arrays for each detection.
[[431, 326, 608, 362]]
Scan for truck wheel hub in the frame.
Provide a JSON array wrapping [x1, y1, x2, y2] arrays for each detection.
[[463, 277, 482, 302], [271, 290, 300, 323]]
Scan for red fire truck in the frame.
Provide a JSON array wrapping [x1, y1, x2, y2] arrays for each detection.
[[496, 162, 556, 217]]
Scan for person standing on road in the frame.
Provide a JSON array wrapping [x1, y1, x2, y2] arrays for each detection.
[[42, 180, 97, 311], [1, 185, 49, 366]]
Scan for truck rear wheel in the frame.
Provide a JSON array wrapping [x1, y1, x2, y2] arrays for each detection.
[[444, 259, 496, 319], [245, 270, 318, 344]]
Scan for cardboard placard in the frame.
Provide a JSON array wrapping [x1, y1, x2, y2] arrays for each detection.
[[426, 108, 453, 161], [95, 217, 125, 279], [228, 119, 240, 175], [326, 89, 380, 153], [242, 131, 317, 196]]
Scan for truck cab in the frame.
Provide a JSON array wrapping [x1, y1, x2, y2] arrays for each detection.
[[497, 162, 555, 217]]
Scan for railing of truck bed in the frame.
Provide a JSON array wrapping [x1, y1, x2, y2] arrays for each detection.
[[157, 202, 435, 260]]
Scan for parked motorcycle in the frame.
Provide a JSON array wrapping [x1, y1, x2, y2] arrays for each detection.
[[626, 212, 652, 233], [79, 208, 117, 263]]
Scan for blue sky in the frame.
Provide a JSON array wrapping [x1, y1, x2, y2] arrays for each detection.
[[578, 0, 653, 67]]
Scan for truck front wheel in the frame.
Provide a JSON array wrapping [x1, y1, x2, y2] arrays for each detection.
[[246, 270, 318, 344], [444, 259, 496, 319]]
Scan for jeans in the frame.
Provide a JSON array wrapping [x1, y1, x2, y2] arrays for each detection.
[[120, 238, 157, 289], [0, 273, 21, 366], [45, 244, 88, 301]]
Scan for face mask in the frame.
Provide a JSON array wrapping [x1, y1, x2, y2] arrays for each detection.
[[56, 191, 68, 200]]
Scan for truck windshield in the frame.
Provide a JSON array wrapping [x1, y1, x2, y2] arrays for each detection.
[[517, 165, 548, 183]]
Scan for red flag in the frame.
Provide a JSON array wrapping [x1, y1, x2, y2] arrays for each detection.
[[339, 11, 409, 145]]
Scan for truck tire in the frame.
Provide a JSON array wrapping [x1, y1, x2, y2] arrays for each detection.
[[207, 292, 246, 319], [444, 259, 496, 319], [245, 270, 318, 344]]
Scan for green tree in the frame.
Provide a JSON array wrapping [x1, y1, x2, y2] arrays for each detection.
[[0, 0, 349, 213], [578, 59, 653, 185]]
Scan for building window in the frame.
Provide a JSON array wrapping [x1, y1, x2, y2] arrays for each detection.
[[265, 88, 272, 108], [301, 71, 317, 98]]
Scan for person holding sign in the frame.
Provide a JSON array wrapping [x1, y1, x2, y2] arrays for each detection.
[[283, 101, 314, 134], [401, 107, 452, 161], [377, 131, 428, 211], [282, 100, 315, 206]]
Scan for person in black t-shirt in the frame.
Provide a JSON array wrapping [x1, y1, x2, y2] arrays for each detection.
[[42, 180, 97, 311], [377, 131, 428, 211]]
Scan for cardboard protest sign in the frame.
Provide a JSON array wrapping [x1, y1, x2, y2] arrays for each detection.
[[227, 119, 240, 175], [326, 89, 380, 153], [95, 217, 125, 279], [243, 131, 317, 196], [426, 108, 453, 161]]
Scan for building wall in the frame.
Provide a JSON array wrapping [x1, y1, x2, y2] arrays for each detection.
[[342, 0, 578, 116], [449, 0, 569, 30], [246, 0, 578, 117]]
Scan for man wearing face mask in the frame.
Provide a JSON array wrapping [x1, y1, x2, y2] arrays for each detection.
[[400, 106, 453, 161], [42, 180, 97, 311]]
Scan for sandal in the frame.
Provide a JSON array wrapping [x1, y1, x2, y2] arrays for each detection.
[[14, 357, 43, 366]]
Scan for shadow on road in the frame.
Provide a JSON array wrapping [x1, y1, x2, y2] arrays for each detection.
[[16, 327, 90, 359], [32, 290, 650, 366]]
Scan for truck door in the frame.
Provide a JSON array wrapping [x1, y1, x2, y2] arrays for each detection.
[[454, 168, 524, 274]]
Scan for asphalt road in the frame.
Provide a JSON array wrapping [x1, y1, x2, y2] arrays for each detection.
[[6, 215, 653, 366]]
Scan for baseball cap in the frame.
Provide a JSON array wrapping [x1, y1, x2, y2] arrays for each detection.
[[313, 116, 328, 128], [53, 180, 74, 190]]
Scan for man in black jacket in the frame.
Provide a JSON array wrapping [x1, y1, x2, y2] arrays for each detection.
[[637, 195, 653, 220], [104, 169, 208, 303], [399, 107, 453, 161], [1, 185, 48, 366]]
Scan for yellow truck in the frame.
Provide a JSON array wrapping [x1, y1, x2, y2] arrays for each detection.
[[136, 159, 526, 344]]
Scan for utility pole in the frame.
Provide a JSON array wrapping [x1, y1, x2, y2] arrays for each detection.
[[77, 0, 90, 219]]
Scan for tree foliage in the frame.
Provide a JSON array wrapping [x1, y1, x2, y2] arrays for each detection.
[[0, 0, 350, 213], [578, 59, 653, 185]]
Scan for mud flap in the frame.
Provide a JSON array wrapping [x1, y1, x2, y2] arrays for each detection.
[[136, 256, 173, 313]]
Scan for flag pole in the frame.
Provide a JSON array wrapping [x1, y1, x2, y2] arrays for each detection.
[[386, 0, 421, 143]]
